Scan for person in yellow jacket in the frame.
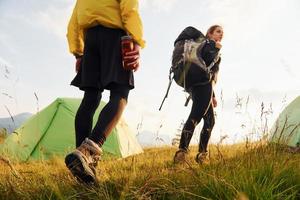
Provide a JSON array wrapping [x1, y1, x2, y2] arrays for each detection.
[[65, 0, 145, 183]]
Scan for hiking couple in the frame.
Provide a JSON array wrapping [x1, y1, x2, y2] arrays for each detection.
[[65, 0, 224, 183]]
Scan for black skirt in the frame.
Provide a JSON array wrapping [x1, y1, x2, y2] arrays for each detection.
[[71, 25, 134, 91]]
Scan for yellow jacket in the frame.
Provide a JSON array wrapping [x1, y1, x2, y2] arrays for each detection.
[[67, 0, 145, 56]]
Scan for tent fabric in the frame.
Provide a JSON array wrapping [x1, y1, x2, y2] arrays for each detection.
[[0, 98, 143, 161], [270, 96, 300, 147]]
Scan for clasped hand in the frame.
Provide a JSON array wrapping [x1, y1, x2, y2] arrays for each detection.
[[123, 43, 140, 72]]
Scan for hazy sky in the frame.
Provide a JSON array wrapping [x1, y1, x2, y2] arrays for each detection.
[[0, 0, 299, 144]]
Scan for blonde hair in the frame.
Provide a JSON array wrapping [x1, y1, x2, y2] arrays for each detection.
[[206, 25, 222, 38]]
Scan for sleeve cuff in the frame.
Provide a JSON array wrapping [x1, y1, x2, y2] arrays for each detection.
[[73, 53, 83, 59]]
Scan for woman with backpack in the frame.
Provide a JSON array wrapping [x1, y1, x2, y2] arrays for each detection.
[[173, 25, 223, 164]]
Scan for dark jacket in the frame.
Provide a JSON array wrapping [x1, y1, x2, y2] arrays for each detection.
[[200, 39, 221, 83]]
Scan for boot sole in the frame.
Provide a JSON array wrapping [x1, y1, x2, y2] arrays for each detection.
[[174, 151, 187, 164], [65, 153, 95, 183], [195, 154, 208, 164]]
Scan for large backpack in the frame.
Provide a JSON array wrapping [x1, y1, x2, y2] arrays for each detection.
[[159, 26, 220, 110]]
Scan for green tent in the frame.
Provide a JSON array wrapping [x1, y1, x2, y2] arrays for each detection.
[[0, 98, 143, 161], [270, 96, 300, 147]]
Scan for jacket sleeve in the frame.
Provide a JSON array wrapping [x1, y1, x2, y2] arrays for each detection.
[[66, 2, 84, 56], [201, 40, 220, 64], [200, 40, 221, 84], [120, 0, 145, 48]]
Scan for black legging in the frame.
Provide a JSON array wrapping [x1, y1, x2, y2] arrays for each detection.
[[179, 83, 214, 152], [199, 104, 215, 152], [75, 84, 129, 147]]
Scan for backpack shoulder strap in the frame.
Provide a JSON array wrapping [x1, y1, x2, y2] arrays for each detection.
[[207, 52, 221, 72]]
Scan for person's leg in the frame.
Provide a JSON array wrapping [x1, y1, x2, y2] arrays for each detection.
[[74, 88, 102, 147], [65, 88, 103, 183], [89, 84, 130, 146], [199, 104, 215, 153], [174, 84, 212, 164], [178, 84, 213, 152]]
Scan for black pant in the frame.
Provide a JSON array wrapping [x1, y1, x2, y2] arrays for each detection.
[[199, 104, 215, 152], [179, 83, 215, 152], [75, 84, 129, 147]]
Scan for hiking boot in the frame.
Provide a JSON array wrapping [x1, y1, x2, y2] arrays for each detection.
[[89, 159, 99, 176], [195, 152, 209, 164], [174, 149, 188, 164], [65, 138, 102, 183]]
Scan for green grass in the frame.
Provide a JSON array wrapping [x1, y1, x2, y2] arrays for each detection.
[[0, 143, 299, 200]]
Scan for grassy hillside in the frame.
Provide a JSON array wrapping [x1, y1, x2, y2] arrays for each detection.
[[0, 143, 299, 200]]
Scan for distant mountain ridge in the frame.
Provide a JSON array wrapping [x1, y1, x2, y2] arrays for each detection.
[[136, 130, 173, 147], [0, 112, 32, 133]]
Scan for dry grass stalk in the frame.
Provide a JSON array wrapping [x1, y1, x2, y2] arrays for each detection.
[[0, 155, 22, 179]]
